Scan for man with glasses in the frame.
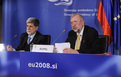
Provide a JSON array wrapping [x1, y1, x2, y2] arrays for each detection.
[[63, 14, 102, 54]]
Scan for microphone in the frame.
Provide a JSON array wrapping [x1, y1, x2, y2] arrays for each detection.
[[4, 35, 18, 44], [51, 29, 66, 45]]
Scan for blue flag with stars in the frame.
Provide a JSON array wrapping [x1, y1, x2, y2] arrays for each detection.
[[113, 0, 121, 54]]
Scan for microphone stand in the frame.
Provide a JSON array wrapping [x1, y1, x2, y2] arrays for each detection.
[[51, 29, 66, 45], [4, 35, 17, 44]]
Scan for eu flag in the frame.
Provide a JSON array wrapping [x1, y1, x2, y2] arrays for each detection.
[[113, 0, 121, 54]]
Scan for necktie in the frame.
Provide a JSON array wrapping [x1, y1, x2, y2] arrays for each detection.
[[27, 37, 31, 44], [75, 34, 81, 50]]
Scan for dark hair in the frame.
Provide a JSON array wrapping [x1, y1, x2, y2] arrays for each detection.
[[26, 17, 39, 27]]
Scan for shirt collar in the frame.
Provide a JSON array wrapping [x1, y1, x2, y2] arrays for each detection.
[[28, 32, 36, 39], [77, 26, 85, 36]]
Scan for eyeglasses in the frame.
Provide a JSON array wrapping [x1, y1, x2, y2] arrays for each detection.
[[71, 20, 83, 25]]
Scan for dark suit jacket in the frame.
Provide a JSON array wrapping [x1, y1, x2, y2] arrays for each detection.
[[16, 31, 47, 51], [66, 26, 102, 54]]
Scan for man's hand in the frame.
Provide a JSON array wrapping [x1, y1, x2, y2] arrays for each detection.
[[19, 50, 25, 51], [7, 45, 13, 51], [53, 47, 58, 53], [63, 48, 79, 54]]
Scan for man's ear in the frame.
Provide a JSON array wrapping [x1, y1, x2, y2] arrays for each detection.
[[81, 20, 85, 24], [36, 26, 38, 30]]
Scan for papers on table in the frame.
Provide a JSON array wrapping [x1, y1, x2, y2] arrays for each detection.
[[55, 42, 70, 53]]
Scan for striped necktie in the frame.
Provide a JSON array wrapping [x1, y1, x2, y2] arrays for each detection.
[[27, 37, 31, 44]]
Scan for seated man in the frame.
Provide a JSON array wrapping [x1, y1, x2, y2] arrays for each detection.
[[7, 17, 48, 51], [62, 14, 102, 54]]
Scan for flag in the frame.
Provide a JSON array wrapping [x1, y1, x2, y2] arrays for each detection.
[[97, 0, 113, 45], [113, 0, 121, 54]]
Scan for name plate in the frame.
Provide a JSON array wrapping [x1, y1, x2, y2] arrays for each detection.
[[0, 43, 5, 51], [31, 44, 54, 53]]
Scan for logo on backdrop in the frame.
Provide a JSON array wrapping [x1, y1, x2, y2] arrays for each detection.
[[48, 0, 73, 6]]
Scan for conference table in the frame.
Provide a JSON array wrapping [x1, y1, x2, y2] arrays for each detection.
[[0, 51, 121, 77]]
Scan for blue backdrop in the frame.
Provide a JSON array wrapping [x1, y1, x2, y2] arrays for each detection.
[[2, 0, 103, 50]]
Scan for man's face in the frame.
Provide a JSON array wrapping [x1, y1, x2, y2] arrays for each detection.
[[70, 15, 84, 33], [26, 23, 38, 36]]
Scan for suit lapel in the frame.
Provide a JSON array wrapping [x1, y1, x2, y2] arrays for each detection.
[[30, 33, 38, 44], [81, 26, 87, 49], [71, 32, 77, 49], [23, 35, 28, 44], [30, 31, 42, 44]]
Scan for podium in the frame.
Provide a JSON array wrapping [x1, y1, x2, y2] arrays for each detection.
[[0, 51, 121, 77]]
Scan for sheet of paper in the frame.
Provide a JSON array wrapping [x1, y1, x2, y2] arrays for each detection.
[[55, 42, 70, 53]]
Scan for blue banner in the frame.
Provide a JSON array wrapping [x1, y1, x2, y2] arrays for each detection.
[[3, 0, 102, 49], [0, 51, 121, 77]]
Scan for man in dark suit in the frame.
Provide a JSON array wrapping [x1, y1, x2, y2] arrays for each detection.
[[7, 17, 47, 51], [63, 14, 102, 54]]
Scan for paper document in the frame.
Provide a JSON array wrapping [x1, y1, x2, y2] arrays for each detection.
[[55, 42, 70, 53]]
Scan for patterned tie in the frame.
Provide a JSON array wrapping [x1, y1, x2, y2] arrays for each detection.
[[75, 34, 81, 50], [27, 37, 31, 44]]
